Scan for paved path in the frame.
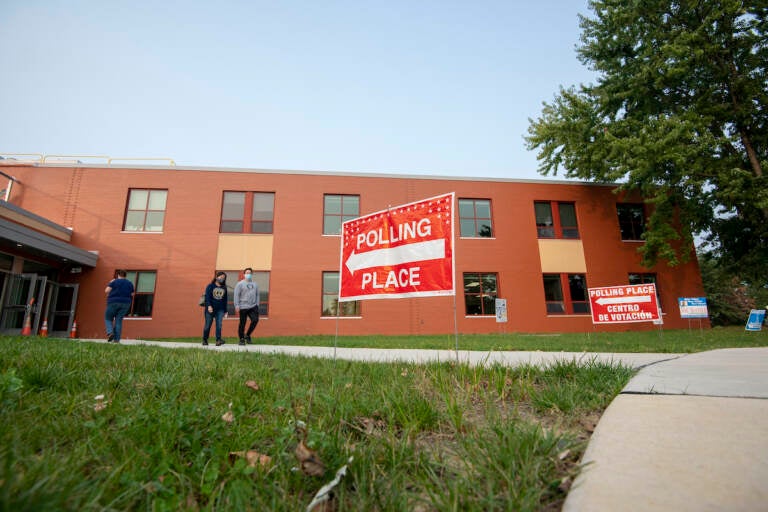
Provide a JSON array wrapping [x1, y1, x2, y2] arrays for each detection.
[[104, 338, 682, 369], [563, 347, 768, 512], [85, 339, 768, 511]]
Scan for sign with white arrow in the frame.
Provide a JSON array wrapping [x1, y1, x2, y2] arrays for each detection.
[[339, 193, 455, 301], [588, 284, 661, 324]]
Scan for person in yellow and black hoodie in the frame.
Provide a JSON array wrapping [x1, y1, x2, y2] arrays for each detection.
[[202, 271, 228, 346]]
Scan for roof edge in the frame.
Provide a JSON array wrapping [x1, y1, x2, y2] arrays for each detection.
[[16, 162, 620, 187]]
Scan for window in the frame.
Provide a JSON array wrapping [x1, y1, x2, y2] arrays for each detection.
[[543, 275, 564, 313], [219, 270, 270, 316], [220, 192, 275, 233], [628, 273, 656, 286], [459, 198, 493, 237], [629, 273, 661, 309], [535, 201, 579, 239], [617, 203, 645, 240], [125, 270, 156, 317], [322, 272, 360, 316], [323, 194, 359, 235], [124, 189, 167, 232], [463, 272, 497, 315], [543, 273, 589, 314]]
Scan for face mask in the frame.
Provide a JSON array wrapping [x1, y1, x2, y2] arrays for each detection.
[[245, 274, 252, 280], [216, 277, 225, 284]]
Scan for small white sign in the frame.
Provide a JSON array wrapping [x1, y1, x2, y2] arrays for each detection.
[[495, 298, 507, 323], [678, 297, 708, 319]]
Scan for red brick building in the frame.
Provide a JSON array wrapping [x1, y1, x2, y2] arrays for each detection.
[[0, 156, 707, 339]]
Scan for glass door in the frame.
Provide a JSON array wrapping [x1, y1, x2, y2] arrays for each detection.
[[47, 283, 79, 337], [0, 273, 47, 334]]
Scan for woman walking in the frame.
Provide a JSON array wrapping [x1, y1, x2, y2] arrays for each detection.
[[202, 271, 228, 346]]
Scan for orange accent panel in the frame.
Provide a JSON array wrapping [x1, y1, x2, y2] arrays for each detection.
[[216, 234, 273, 270], [538, 239, 587, 273]]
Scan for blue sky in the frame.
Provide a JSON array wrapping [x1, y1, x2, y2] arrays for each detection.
[[0, 1, 596, 179]]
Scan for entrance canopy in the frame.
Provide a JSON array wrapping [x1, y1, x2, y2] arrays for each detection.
[[0, 201, 97, 268]]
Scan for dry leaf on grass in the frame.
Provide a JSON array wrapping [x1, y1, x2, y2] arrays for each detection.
[[358, 416, 386, 435], [295, 439, 326, 477], [342, 415, 387, 437], [222, 402, 234, 423], [245, 380, 260, 391], [93, 394, 109, 412], [229, 450, 273, 469], [306, 456, 353, 512], [185, 492, 200, 511], [308, 502, 334, 512], [295, 421, 326, 477]]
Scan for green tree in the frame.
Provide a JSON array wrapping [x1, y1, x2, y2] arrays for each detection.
[[698, 252, 755, 325], [525, 0, 767, 280]]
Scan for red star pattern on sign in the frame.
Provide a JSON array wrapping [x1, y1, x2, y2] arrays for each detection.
[[339, 193, 455, 301]]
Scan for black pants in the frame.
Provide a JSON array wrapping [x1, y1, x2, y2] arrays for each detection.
[[238, 307, 259, 339]]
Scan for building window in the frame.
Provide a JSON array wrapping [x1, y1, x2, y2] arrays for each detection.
[[220, 192, 275, 233], [458, 198, 493, 237], [323, 195, 359, 235], [629, 273, 660, 309], [125, 270, 156, 317], [463, 272, 497, 315], [617, 203, 645, 240], [219, 270, 270, 316], [322, 272, 360, 316], [124, 189, 167, 232], [543, 273, 589, 314], [534, 201, 579, 239]]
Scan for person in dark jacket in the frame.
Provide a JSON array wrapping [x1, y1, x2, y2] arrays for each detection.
[[202, 271, 228, 346], [104, 269, 134, 343]]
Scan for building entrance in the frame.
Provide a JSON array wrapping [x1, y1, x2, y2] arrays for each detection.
[[0, 271, 78, 337]]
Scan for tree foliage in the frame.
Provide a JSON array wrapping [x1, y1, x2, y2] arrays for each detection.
[[698, 251, 766, 325], [526, 0, 767, 280]]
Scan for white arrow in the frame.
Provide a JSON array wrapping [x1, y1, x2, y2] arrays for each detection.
[[346, 239, 445, 274], [595, 295, 652, 306]]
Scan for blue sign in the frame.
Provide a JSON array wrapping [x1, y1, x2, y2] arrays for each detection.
[[745, 309, 766, 332], [678, 297, 708, 319]]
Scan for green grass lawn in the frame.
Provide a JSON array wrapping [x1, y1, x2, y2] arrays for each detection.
[[158, 325, 767, 353], [0, 335, 636, 511]]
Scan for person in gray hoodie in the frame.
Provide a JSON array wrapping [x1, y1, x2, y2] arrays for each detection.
[[233, 267, 260, 345]]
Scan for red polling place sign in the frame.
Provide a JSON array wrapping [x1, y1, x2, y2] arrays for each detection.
[[588, 284, 661, 324], [338, 193, 455, 301]]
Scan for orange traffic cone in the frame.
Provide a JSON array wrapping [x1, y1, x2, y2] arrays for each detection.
[[21, 310, 32, 336], [39, 320, 48, 337], [70, 320, 78, 338]]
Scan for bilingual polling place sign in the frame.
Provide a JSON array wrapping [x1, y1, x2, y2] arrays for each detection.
[[338, 193, 455, 301], [588, 284, 661, 324]]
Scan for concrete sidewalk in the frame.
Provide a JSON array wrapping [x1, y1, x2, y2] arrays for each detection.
[[563, 347, 768, 512], [88, 339, 768, 510], [105, 338, 682, 369]]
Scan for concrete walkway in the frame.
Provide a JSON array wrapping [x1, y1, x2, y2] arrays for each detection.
[[563, 347, 768, 512], [87, 339, 768, 511], [104, 338, 682, 369]]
